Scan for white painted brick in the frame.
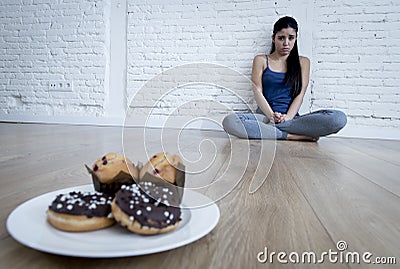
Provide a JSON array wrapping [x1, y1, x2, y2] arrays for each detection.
[[0, 0, 105, 116], [1, 0, 399, 130], [313, 0, 400, 128]]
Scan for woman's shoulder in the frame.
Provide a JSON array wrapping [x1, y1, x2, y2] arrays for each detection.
[[299, 56, 310, 65], [253, 54, 267, 62], [253, 54, 267, 67], [299, 56, 310, 70]]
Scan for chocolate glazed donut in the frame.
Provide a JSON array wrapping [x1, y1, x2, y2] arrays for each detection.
[[47, 191, 115, 232], [112, 183, 181, 235]]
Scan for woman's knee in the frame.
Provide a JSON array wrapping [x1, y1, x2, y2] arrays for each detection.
[[329, 110, 347, 132], [222, 113, 238, 132], [222, 113, 246, 138]]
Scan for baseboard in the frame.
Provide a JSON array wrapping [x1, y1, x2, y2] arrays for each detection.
[[124, 115, 224, 131], [0, 114, 224, 130], [1, 114, 399, 140], [0, 114, 125, 127], [331, 125, 400, 140]]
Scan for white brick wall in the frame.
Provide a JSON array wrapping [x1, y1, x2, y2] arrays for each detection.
[[126, 0, 400, 132], [0, 0, 106, 116], [312, 0, 400, 129], [1, 0, 399, 138], [126, 0, 292, 121]]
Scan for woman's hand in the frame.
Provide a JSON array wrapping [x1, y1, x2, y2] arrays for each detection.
[[282, 114, 292, 122], [273, 112, 285, 123], [273, 113, 292, 123]]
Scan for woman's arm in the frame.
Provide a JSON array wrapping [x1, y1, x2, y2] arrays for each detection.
[[252, 55, 275, 122], [283, 56, 310, 121]]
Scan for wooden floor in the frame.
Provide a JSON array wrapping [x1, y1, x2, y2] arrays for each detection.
[[0, 122, 399, 269]]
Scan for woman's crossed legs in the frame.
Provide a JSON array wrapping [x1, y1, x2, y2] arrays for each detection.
[[222, 109, 347, 140]]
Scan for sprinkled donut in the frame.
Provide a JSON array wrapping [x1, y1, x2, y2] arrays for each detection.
[[111, 183, 181, 235], [47, 191, 115, 232]]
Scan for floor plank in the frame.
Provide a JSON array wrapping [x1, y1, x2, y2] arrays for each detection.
[[0, 123, 399, 269], [315, 139, 400, 197], [284, 155, 400, 269]]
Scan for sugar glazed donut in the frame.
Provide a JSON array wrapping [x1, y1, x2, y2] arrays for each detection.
[[47, 191, 115, 232], [112, 183, 181, 235], [90, 152, 139, 195], [139, 152, 183, 184]]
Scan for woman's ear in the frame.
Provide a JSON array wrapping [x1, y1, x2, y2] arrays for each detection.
[[271, 34, 275, 43]]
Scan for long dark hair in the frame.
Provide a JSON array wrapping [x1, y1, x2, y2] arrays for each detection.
[[270, 16, 302, 98]]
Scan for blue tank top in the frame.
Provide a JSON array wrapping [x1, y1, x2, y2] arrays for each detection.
[[262, 56, 293, 114]]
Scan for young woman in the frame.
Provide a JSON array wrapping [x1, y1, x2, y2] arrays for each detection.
[[222, 16, 347, 141]]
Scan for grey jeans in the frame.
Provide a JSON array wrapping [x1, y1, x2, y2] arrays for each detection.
[[222, 109, 347, 139]]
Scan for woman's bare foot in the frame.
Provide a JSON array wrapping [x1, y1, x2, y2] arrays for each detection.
[[286, 134, 319, 142]]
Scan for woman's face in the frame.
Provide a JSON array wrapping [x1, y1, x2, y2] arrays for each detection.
[[272, 27, 297, 56]]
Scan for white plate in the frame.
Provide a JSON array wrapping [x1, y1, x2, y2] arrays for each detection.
[[7, 184, 220, 258]]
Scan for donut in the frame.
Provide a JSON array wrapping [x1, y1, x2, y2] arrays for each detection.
[[89, 152, 139, 195], [139, 152, 183, 184], [112, 183, 181, 235], [47, 191, 115, 232]]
